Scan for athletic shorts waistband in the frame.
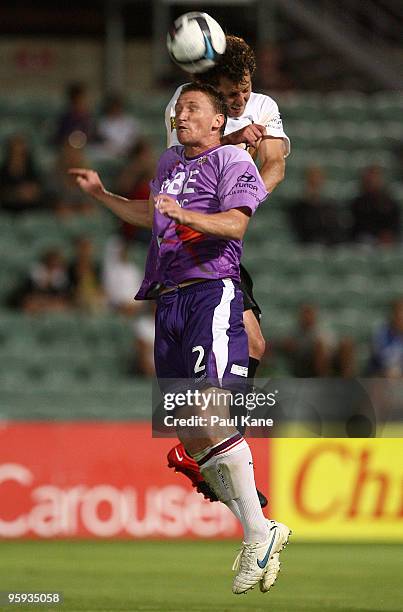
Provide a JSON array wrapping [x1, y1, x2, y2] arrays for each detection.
[[158, 278, 239, 297]]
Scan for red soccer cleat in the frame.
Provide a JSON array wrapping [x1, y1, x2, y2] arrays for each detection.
[[167, 442, 268, 507], [167, 443, 218, 502]]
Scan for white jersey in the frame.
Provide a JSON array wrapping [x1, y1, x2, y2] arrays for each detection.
[[165, 83, 290, 157]]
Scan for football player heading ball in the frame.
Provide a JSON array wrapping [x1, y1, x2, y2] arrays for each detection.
[[166, 33, 290, 500], [71, 82, 291, 594]]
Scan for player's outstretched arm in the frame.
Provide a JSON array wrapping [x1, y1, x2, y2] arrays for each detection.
[[155, 194, 250, 240], [69, 168, 152, 228]]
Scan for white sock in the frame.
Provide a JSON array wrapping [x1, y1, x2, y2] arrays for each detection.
[[190, 444, 241, 521], [196, 435, 268, 544], [225, 499, 241, 521]]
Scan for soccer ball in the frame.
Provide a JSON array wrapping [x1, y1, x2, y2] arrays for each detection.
[[167, 12, 226, 74]]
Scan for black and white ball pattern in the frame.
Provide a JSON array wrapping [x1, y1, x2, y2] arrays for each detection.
[[167, 12, 226, 74]]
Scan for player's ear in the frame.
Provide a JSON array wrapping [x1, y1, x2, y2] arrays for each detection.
[[213, 113, 225, 132]]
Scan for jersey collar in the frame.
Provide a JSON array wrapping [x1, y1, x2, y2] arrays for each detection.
[[184, 144, 221, 161]]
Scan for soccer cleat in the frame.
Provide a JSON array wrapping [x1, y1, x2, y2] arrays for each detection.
[[232, 536, 276, 594], [167, 443, 218, 502], [259, 552, 280, 592], [232, 519, 291, 595], [257, 489, 268, 509], [167, 442, 268, 507], [259, 519, 292, 593]]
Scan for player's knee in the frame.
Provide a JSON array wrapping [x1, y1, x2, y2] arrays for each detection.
[[179, 434, 218, 458]]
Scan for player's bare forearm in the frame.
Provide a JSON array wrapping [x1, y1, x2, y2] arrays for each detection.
[[179, 208, 250, 241], [155, 194, 250, 240], [68, 168, 152, 228], [259, 158, 285, 194], [99, 191, 152, 228], [257, 138, 286, 193]]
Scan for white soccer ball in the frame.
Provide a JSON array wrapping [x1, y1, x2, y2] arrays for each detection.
[[167, 12, 226, 74]]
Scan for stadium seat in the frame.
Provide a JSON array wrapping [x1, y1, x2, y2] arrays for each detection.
[[323, 92, 370, 122], [371, 92, 403, 119], [278, 92, 323, 121]]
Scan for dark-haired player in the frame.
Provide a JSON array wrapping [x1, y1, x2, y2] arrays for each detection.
[[165, 36, 290, 526]]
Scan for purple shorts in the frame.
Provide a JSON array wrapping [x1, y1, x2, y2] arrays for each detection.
[[154, 278, 249, 389]]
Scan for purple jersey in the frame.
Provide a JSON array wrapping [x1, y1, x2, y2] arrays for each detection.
[[136, 144, 267, 299]]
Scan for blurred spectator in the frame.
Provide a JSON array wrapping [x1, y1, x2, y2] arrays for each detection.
[[349, 165, 401, 245], [0, 134, 44, 214], [68, 237, 105, 313], [255, 43, 294, 91], [288, 165, 345, 245], [96, 93, 141, 158], [117, 140, 155, 244], [117, 139, 156, 199], [53, 82, 97, 147], [102, 237, 143, 315], [132, 302, 156, 377], [368, 299, 403, 378], [279, 303, 355, 377], [9, 248, 72, 313], [49, 142, 95, 216]]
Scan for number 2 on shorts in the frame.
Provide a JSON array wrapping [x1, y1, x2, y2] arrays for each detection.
[[192, 345, 206, 373]]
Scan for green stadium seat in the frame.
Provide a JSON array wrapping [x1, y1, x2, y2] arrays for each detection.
[[261, 309, 295, 338], [17, 214, 64, 242], [296, 246, 327, 271], [323, 92, 370, 122], [33, 315, 85, 351], [383, 121, 403, 146], [371, 92, 403, 119], [350, 149, 395, 170], [278, 93, 323, 121], [273, 180, 301, 202], [373, 249, 403, 276]]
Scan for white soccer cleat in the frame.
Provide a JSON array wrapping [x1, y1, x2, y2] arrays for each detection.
[[232, 539, 273, 594], [259, 519, 292, 593], [259, 551, 281, 592], [231, 519, 292, 595]]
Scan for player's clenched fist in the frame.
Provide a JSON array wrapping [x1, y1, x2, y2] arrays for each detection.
[[155, 194, 185, 223], [68, 168, 105, 198], [223, 124, 266, 147]]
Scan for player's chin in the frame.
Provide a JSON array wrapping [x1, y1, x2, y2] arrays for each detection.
[[229, 107, 244, 117], [177, 129, 191, 144]]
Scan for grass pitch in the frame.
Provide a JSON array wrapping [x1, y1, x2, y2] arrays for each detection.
[[0, 540, 401, 612]]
